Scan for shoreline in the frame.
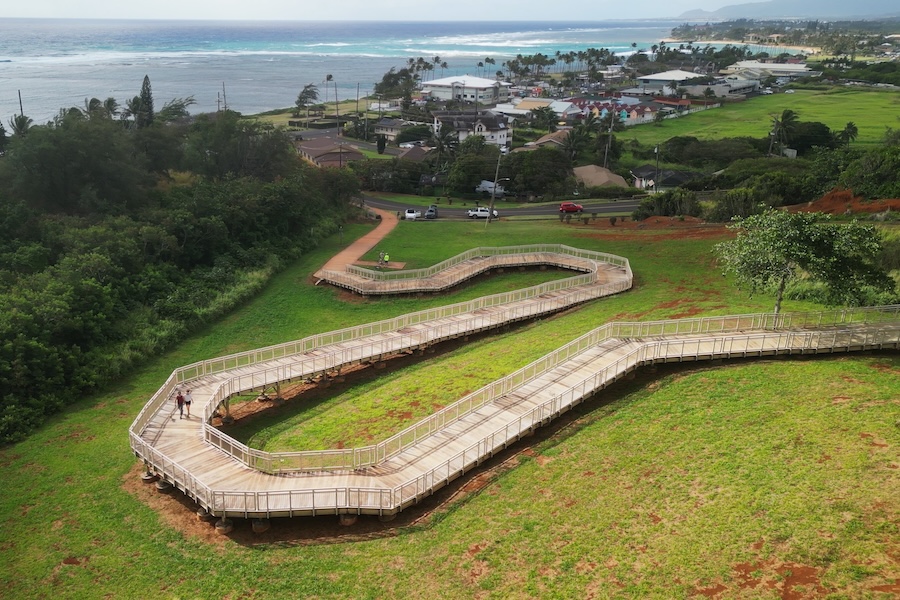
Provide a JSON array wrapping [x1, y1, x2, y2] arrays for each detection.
[[661, 38, 820, 54]]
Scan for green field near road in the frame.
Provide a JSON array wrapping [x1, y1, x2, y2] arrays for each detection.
[[1, 220, 897, 599], [617, 88, 900, 148]]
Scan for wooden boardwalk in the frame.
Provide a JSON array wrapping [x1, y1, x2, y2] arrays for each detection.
[[129, 246, 900, 520]]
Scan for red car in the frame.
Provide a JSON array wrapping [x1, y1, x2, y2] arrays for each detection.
[[559, 202, 583, 213]]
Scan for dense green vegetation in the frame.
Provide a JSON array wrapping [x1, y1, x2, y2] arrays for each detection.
[[0, 220, 897, 598], [0, 82, 359, 443]]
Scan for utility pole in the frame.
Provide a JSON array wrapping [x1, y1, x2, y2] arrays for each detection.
[[222, 82, 228, 111], [486, 150, 502, 226], [18, 90, 24, 116], [654, 144, 660, 193], [334, 77, 339, 135]]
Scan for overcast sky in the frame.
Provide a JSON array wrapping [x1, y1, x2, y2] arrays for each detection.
[[5, 0, 725, 21]]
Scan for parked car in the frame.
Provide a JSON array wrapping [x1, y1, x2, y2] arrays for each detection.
[[424, 207, 437, 219], [784, 89, 795, 94], [404, 208, 421, 220], [466, 207, 499, 219], [559, 202, 583, 213]]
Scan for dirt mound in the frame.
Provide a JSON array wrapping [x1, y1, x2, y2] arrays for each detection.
[[791, 189, 900, 215]]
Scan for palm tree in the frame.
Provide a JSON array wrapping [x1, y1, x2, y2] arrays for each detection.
[[8, 113, 34, 136], [324, 74, 333, 103], [103, 97, 120, 120], [769, 109, 800, 156], [838, 121, 858, 146], [82, 97, 104, 119], [530, 106, 557, 133], [430, 123, 459, 170]]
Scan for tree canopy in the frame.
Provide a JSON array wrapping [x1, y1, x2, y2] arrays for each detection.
[[715, 208, 895, 314]]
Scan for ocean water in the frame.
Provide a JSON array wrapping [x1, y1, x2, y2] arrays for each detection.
[[0, 19, 685, 122]]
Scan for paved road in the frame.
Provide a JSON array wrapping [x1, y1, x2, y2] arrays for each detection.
[[363, 194, 642, 219], [299, 129, 642, 218]]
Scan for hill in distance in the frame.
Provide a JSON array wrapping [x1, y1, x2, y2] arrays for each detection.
[[679, 0, 900, 20]]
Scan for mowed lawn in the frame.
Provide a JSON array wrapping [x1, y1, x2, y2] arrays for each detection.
[[0, 219, 897, 599], [618, 88, 900, 149]]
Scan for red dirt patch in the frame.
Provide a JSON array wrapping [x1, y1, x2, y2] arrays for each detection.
[[726, 560, 827, 599], [694, 582, 727, 597], [790, 189, 900, 215]]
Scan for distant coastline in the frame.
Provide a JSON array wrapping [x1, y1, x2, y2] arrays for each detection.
[[662, 37, 820, 55]]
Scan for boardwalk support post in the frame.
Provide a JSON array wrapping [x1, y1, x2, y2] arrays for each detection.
[[196, 508, 214, 521], [339, 514, 357, 526], [252, 519, 270, 533], [221, 397, 234, 425], [141, 464, 158, 483], [215, 518, 233, 534], [155, 479, 172, 492]]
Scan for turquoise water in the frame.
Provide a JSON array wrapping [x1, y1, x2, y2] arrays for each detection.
[[0, 19, 685, 120]]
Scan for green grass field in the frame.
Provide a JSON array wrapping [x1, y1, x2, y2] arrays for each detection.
[[618, 88, 900, 149], [0, 219, 897, 599]]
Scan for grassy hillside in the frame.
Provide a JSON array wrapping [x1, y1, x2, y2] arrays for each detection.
[[618, 88, 900, 149], [0, 220, 897, 599]]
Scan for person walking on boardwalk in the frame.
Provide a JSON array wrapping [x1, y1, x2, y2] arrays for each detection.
[[383, 252, 390, 267], [175, 391, 185, 419], [184, 389, 193, 418]]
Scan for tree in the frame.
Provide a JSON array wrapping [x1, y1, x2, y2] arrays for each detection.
[[715, 208, 895, 314], [430, 124, 459, 170], [8, 114, 33, 137], [295, 83, 319, 122], [838, 121, 858, 147], [376, 134, 386, 155], [0, 122, 7, 154], [137, 75, 155, 128], [156, 96, 196, 123], [530, 106, 557, 133], [768, 109, 799, 156]]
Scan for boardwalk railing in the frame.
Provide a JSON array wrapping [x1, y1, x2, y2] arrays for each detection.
[[318, 244, 621, 294], [138, 312, 900, 518], [128, 242, 899, 517], [129, 245, 629, 446], [174, 305, 900, 476]]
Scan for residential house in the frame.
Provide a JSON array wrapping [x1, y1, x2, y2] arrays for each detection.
[[295, 138, 363, 168], [573, 165, 628, 189], [631, 164, 702, 192], [374, 117, 407, 142], [492, 97, 582, 122], [397, 145, 431, 163], [432, 110, 510, 149]]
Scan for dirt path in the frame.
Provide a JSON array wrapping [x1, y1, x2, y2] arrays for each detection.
[[314, 206, 403, 279]]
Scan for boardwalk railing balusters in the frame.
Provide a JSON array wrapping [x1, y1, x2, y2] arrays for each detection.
[[129, 246, 899, 518]]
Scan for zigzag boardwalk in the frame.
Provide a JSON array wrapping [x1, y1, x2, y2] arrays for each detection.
[[129, 245, 900, 528]]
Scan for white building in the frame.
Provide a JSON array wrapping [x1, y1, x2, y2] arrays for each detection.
[[634, 69, 701, 94], [720, 61, 814, 80], [492, 97, 582, 121], [422, 75, 512, 104]]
